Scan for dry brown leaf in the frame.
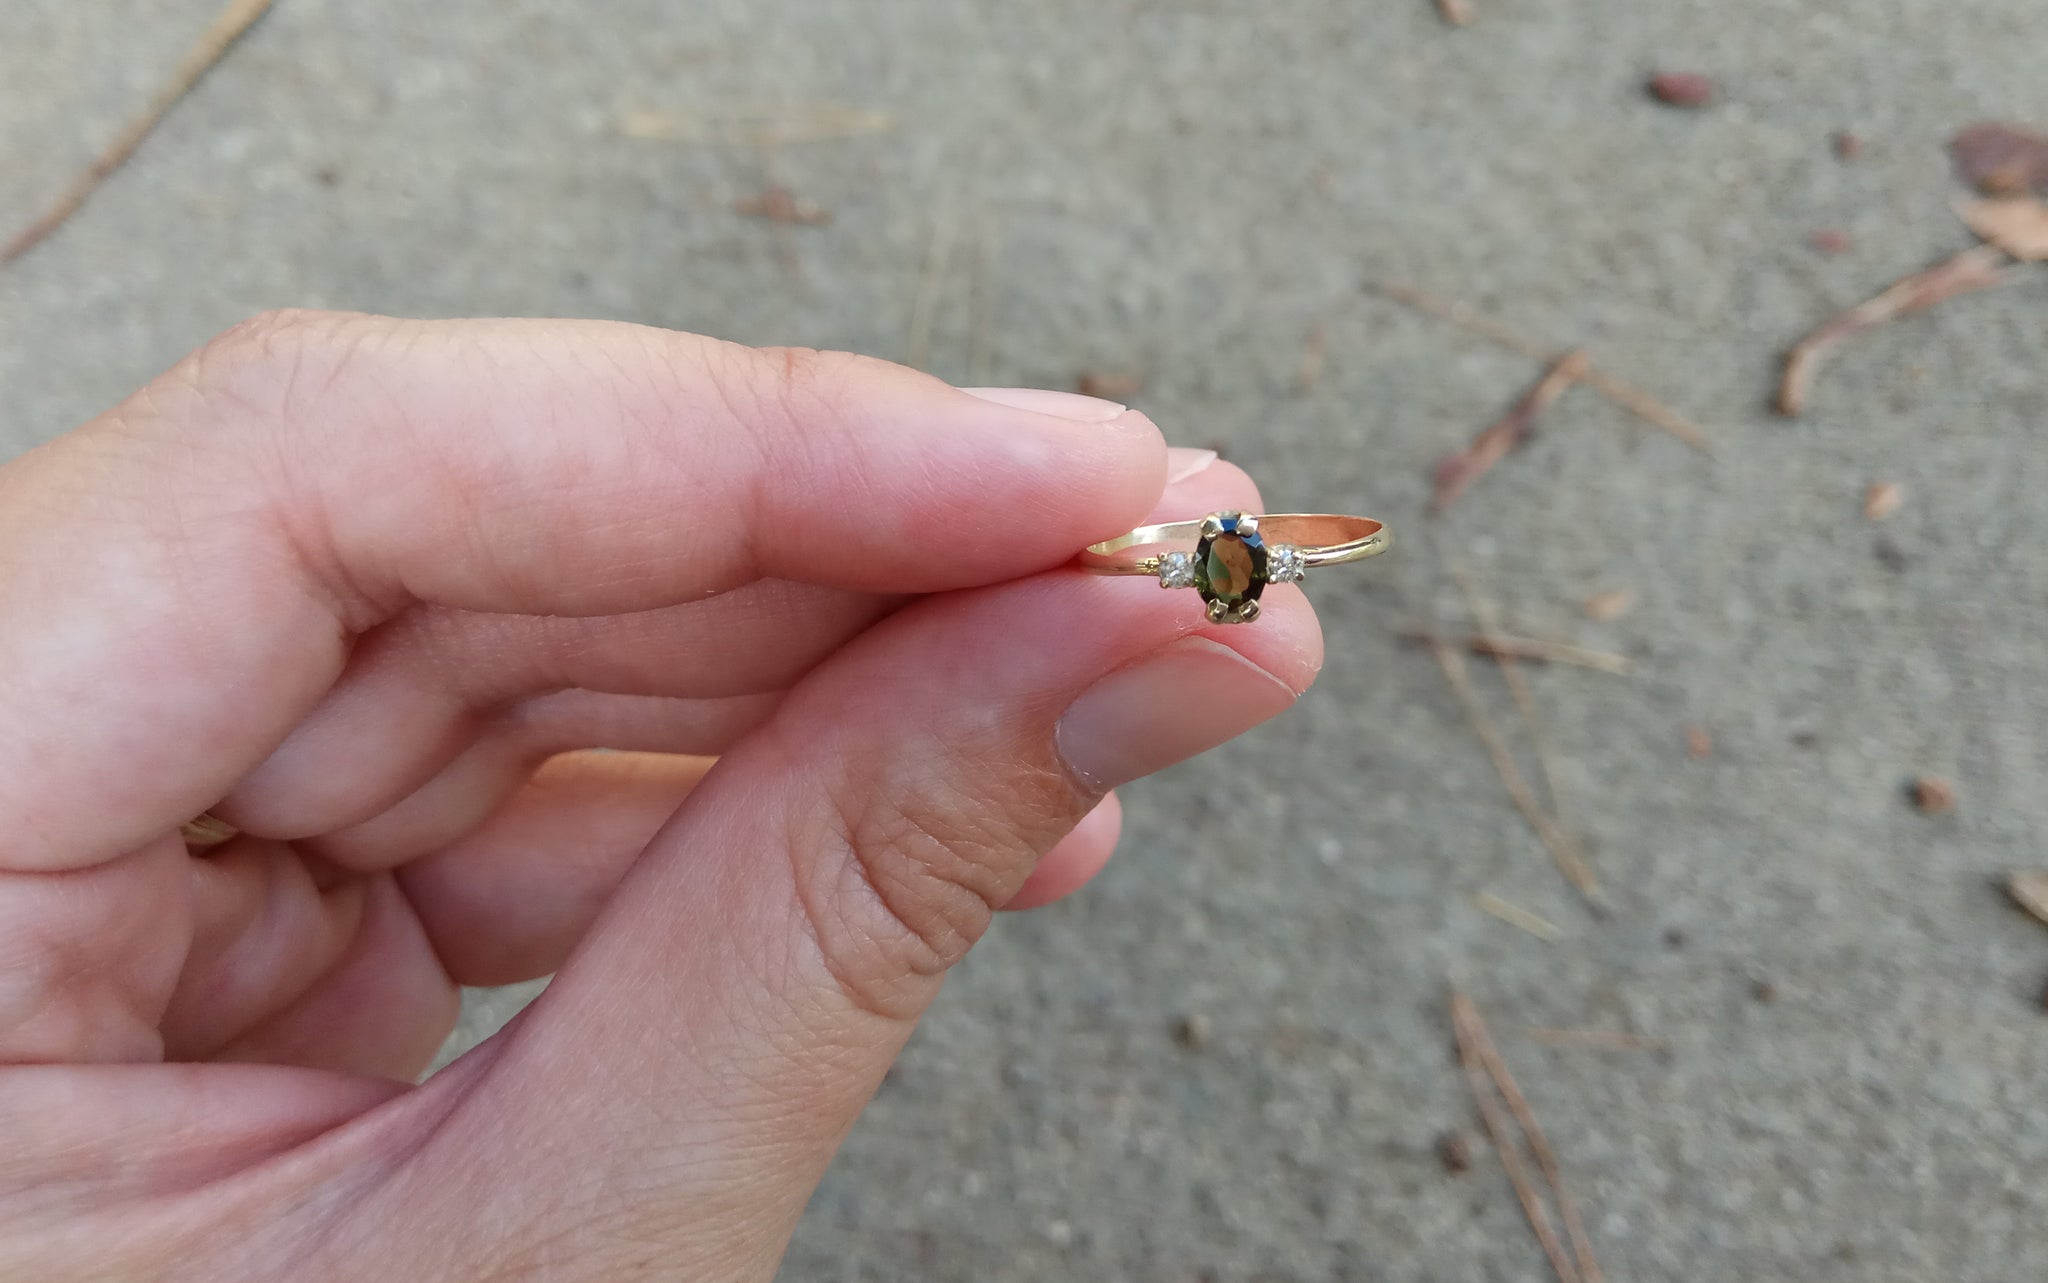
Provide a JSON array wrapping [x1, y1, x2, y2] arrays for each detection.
[[1582, 588, 1635, 622], [1864, 481, 1903, 522], [1951, 122, 2048, 196], [2007, 873, 2048, 928], [1956, 197, 2048, 261]]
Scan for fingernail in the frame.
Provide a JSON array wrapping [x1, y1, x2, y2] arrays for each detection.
[[1165, 447, 1219, 484], [1057, 636, 1297, 791], [962, 386, 1128, 422]]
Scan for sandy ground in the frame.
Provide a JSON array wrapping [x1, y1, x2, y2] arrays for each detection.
[[6, 1, 2048, 1278]]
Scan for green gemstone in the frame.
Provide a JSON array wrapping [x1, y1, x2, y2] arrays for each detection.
[[1195, 526, 1267, 608]]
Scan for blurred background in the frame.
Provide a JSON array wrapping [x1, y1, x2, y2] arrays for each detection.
[[5, 1, 2048, 1279]]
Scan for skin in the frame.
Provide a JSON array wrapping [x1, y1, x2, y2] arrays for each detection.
[[0, 312, 1323, 1280]]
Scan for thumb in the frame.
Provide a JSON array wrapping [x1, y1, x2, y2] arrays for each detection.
[[333, 497, 1322, 1278]]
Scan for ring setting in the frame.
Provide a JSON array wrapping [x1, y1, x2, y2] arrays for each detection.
[[1080, 510, 1390, 623]]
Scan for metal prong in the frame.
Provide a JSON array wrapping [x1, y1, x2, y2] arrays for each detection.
[[1206, 598, 1230, 623], [1199, 512, 1228, 538], [1234, 599, 1262, 624], [1235, 513, 1259, 537]]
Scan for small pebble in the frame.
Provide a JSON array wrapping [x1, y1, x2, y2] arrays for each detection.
[[1910, 776, 1956, 814], [1864, 481, 1902, 522], [1583, 587, 1636, 622], [1436, 1130, 1474, 1174], [1832, 131, 1863, 160], [1174, 1013, 1213, 1051], [1647, 72, 1714, 108], [1686, 726, 1713, 759], [1811, 229, 1853, 256], [1874, 538, 1909, 572], [1751, 979, 1777, 1004]]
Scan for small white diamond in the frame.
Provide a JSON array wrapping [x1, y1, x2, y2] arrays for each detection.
[[1266, 543, 1307, 583], [1157, 550, 1197, 589]]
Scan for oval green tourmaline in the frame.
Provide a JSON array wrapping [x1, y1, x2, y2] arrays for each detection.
[[1198, 532, 1264, 606]]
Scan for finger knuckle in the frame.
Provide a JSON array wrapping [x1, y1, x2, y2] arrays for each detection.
[[177, 309, 377, 424], [752, 343, 851, 417], [706, 343, 870, 447], [795, 761, 1075, 1021]]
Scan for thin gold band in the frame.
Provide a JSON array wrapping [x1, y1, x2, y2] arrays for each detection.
[[1079, 512, 1390, 576]]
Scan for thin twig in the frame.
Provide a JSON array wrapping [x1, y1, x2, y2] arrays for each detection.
[[1454, 567, 1573, 836], [967, 210, 999, 387], [1373, 283, 1710, 451], [904, 199, 960, 372], [3, 0, 276, 264], [1434, 0, 1475, 25], [1295, 319, 1329, 393], [1524, 1027, 1668, 1053], [1399, 628, 1633, 676], [1467, 1003, 1607, 1283], [1453, 991, 1606, 1283], [1473, 892, 1562, 941], [1428, 638, 1602, 905], [618, 103, 898, 146], [1435, 350, 1588, 509], [1777, 246, 2011, 416]]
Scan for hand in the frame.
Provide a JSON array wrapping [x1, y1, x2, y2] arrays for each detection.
[[0, 312, 1321, 1279]]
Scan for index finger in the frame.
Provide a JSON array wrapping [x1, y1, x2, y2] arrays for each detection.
[[0, 312, 1166, 870]]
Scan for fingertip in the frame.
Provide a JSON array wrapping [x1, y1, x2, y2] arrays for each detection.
[[1152, 455, 1263, 524], [1201, 586, 1324, 696], [959, 387, 1127, 421]]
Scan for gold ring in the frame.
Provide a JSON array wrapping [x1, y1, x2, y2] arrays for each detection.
[[181, 812, 239, 849], [1079, 511, 1391, 623]]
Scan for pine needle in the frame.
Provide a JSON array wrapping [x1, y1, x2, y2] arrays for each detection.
[[3, 0, 277, 264], [1451, 990, 1606, 1283]]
